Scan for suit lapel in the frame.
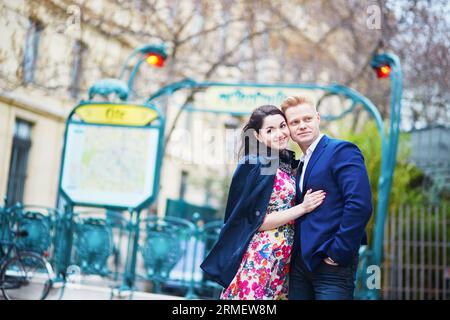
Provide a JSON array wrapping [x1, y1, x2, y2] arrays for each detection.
[[302, 135, 329, 194], [295, 161, 303, 203]]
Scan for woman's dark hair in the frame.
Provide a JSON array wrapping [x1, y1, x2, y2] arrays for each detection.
[[238, 105, 287, 158]]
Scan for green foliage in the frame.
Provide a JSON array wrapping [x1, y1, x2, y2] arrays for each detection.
[[336, 121, 427, 241], [338, 121, 426, 211]]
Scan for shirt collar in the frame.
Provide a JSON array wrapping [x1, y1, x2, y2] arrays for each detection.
[[300, 133, 324, 161]]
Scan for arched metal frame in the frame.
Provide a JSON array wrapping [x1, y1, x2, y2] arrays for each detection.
[[51, 46, 401, 299], [146, 53, 402, 299]]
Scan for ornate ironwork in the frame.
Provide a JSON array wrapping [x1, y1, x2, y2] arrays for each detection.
[[16, 211, 52, 255], [73, 217, 113, 276]]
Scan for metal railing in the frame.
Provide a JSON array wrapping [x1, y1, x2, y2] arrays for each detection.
[[382, 205, 449, 300], [2, 202, 447, 299]]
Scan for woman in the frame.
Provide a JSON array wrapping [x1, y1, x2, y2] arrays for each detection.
[[200, 105, 325, 300]]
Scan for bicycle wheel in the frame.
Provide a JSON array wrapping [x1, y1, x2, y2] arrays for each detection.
[[0, 251, 53, 300]]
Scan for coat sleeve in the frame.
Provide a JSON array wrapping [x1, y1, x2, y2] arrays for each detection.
[[223, 160, 260, 224], [326, 142, 373, 265]]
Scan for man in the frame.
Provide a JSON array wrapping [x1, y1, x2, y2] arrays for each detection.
[[281, 96, 373, 300]]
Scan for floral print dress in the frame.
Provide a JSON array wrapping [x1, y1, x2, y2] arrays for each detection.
[[221, 163, 296, 300]]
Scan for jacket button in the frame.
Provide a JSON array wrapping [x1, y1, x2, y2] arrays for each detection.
[[255, 210, 260, 216]]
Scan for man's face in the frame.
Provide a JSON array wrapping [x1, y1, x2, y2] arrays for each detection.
[[284, 103, 321, 151]]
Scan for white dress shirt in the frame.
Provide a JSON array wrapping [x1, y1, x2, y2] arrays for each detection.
[[299, 133, 324, 193]]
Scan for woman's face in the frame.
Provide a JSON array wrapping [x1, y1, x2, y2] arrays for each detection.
[[255, 114, 290, 150]]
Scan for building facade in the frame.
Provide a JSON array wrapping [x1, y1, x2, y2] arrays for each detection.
[[0, 0, 363, 218]]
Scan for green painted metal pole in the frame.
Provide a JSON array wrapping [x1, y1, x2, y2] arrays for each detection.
[[129, 209, 141, 290], [118, 48, 143, 80], [52, 203, 75, 281], [185, 212, 200, 299], [370, 53, 403, 299], [127, 57, 146, 99], [118, 43, 167, 100], [121, 209, 138, 290]]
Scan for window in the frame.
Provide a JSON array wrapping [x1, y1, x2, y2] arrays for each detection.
[[23, 18, 43, 84], [179, 171, 189, 200], [69, 40, 87, 99], [6, 119, 33, 206]]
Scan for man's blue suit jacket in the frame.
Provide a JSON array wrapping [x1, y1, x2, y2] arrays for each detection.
[[293, 135, 373, 272]]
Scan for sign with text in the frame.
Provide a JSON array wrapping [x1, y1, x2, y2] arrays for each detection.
[[75, 103, 158, 126], [59, 103, 164, 210], [190, 86, 323, 114]]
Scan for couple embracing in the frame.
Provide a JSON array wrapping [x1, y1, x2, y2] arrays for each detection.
[[200, 96, 373, 300]]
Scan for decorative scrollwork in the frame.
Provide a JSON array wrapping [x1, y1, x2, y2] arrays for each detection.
[[16, 211, 52, 255], [74, 218, 112, 276], [140, 217, 195, 282], [141, 230, 182, 279]]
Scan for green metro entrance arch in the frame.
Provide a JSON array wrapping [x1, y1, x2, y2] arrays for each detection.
[[147, 53, 402, 299], [53, 46, 401, 299]]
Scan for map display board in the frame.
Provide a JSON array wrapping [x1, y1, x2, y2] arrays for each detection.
[[61, 123, 159, 208]]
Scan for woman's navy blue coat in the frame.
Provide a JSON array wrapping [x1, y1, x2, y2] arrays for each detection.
[[200, 154, 291, 288]]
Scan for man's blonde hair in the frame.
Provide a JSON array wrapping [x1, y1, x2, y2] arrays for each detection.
[[280, 96, 315, 113]]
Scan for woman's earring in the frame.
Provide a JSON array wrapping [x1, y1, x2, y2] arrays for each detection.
[[253, 130, 263, 143]]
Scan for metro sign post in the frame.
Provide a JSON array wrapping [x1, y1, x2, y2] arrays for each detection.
[[53, 44, 167, 290]]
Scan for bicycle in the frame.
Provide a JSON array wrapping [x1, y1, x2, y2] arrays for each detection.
[[0, 199, 55, 300]]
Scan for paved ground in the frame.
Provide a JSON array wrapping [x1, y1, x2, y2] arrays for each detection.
[[45, 282, 185, 300], [1, 280, 185, 300]]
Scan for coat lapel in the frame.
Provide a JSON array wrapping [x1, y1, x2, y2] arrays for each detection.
[[302, 135, 329, 194]]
